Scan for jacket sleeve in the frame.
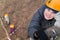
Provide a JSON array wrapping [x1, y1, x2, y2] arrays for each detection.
[[28, 8, 43, 38]]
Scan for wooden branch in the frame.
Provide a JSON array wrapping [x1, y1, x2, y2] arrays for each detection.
[[0, 18, 11, 40]]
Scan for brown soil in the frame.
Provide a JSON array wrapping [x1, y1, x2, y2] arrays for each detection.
[[0, 0, 45, 40]]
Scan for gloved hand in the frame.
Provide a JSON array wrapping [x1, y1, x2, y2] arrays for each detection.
[[44, 27, 56, 40], [34, 29, 49, 40], [34, 26, 60, 40], [44, 26, 60, 40]]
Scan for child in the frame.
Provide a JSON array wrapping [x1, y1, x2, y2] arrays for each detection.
[[4, 13, 10, 25], [9, 24, 15, 35], [28, 0, 60, 40]]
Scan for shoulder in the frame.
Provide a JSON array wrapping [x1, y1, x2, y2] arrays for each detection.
[[37, 5, 47, 17], [38, 4, 47, 13]]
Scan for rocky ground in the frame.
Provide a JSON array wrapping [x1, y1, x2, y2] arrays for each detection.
[[0, 0, 45, 40]]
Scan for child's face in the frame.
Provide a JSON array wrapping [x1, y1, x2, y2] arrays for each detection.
[[44, 8, 55, 20]]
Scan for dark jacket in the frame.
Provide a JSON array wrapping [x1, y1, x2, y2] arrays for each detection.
[[28, 5, 56, 40]]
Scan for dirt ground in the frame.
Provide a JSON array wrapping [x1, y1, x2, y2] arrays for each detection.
[[0, 0, 46, 40]]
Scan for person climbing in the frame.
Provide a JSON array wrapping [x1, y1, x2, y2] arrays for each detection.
[[4, 13, 10, 25], [28, 0, 60, 40], [9, 24, 15, 35]]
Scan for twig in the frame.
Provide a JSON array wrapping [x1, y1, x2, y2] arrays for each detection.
[[0, 18, 11, 40], [15, 26, 21, 32]]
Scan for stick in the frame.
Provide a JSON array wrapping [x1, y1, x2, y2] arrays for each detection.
[[0, 18, 11, 40]]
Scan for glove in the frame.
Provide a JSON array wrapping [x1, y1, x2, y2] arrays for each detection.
[[44, 27, 57, 40], [34, 29, 49, 40], [44, 26, 60, 40]]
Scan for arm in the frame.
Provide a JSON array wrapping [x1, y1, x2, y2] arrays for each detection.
[[28, 5, 49, 40], [28, 9, 42, 38]]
